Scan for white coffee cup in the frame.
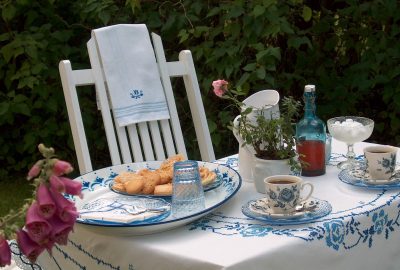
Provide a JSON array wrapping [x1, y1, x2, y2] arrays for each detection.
[[364, 145, 398, 180], [264, 175, 314, 214]]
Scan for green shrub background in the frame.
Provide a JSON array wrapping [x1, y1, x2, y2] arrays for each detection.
[[1, 0, 399, 180]]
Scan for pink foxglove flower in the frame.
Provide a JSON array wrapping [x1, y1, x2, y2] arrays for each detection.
[[51, 191, 79, 224], [27, 161, 42, 180], [59, 177, 83, 198], [48, 215, 73, 245], [25, 202, 52, 245], [212, 79, 228, 97], [16, 230, 45, 263], [36, 184, 56, 219], [53, 160, 73, 176], [49, 175, 65, 193], [0, 236, 11, 267]]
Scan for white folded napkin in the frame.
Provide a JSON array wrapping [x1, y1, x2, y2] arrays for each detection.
[[79, 211, 161, 224], [92, 24, 170, 127]]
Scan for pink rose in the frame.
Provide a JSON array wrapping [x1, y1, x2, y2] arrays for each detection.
[[16, 230, 45, 263], [59, 177, 83, 198], [0, 236, 11, 267], [212, 79, 228, 97], [25, 202, 52, 245], [36, 184, 56, 219], [53, 160, 73, 176], [27, 161, 42, 180], [49, 175, 65, 193]]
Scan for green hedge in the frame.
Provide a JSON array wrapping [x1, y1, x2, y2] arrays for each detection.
[[1, 0, 399, 179]]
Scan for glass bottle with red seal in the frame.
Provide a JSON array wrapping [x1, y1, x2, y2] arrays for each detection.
[[296, 84, 326, 176]]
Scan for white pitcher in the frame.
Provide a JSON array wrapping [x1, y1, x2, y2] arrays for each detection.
[[232, 90, 280, 182]]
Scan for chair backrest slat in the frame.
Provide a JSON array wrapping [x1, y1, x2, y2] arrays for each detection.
[[126, 125, 144, 162], [151, 33, 188, 160], [60, 27, 215, 174], [137, 122, 155, 161], [59, 61, 93, 174], [159, 119, 177, 157], [87, 38, 122, 166], [179, 50, 215, 162], [115, 125, 132, 164], [148, 121, 166, 161]]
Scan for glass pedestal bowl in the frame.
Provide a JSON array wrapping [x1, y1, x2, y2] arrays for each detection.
[[327, 116, 374, 170]]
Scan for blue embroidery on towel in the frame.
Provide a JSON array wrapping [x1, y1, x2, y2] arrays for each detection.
[[130, 89, 143, 99]]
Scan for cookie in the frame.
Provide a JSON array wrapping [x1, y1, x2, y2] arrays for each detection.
[[154, 183, 172, 196], [142, 180, 157, 194], [112, 182, 126, 192], [124, 175, 145, 194], [156, 168, 173, 185], [114, 171, 136, 184], [200, 167, 217, 186]]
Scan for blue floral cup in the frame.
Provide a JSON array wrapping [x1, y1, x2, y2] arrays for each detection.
[[364, 145, 398, 180], [264, 175, 314, 214]]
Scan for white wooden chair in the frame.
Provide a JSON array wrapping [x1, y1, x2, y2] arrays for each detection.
[[59, 31, 215, 175]]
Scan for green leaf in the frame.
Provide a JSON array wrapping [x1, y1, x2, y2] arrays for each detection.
[[287, 36, 312, 49], [243, 63, 257, 71], [178, 30, 189, 43], [0, 102, 10, 115], [252, 5, 266, 17], [2, 4, 16, 21], [237, 73, 250, 86], [99, 11, 111, 25], [302, 6, 312, 22], [206, 7, 221, 18], [207, 119, 217, 133], [256, 67, 266, 79], [14, 94, 28, 103], [243, 107, 253, 114], [12, 103, 31, 116]]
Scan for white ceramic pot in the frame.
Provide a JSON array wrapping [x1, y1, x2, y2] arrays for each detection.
[[252, 157, 292, 193], [232, 90, 280, 183]]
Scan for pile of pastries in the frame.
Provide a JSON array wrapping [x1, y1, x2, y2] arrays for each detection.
[[112, 154, 217, 196]]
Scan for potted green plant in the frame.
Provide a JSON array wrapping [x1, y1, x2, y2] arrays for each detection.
[[212, 79, 302, 193]]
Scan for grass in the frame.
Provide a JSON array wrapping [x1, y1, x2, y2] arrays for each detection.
[[0, 177, 35, 217]]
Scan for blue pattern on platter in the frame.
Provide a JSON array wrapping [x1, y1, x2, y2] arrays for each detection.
[[108, 170, 223, 198], [71, 160, 241, 234], [78, 195, 171, 226], [242, 198, 332, 225], [338, 168, 400, 189]]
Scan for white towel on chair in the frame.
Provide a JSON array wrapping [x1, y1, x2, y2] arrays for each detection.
[[92, 24, 170, 127]]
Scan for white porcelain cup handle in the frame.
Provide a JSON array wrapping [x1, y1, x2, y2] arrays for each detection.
[[299, 182, 314, 203]]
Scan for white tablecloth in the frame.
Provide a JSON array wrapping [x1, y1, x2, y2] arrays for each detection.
[[15, 140, 400, 270]]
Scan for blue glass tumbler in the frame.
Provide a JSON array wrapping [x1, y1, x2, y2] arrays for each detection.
[[171, 160, 205, 218]]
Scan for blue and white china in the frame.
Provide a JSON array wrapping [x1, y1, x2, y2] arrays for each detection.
[[364, 145, 397, 180], [242, 197, 332, 225], [109, 169, 223, 197], [264, 175, 314, 214], [79, 195, 170, 225], [338, 167, 400, 189], [70, 161, 241, 235]]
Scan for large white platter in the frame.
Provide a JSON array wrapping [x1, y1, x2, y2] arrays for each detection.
[[69, 161, 242, 235]]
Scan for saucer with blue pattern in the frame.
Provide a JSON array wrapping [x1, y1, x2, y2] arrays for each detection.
[[242, 197, 332, 225], [338, 167, 400, 189]]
